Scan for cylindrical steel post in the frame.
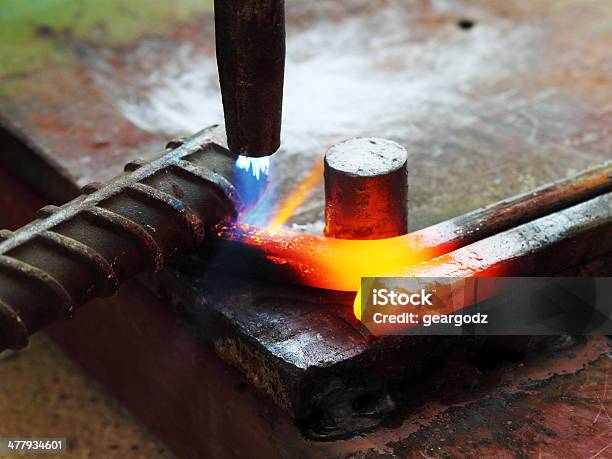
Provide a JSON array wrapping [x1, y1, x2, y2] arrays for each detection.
[[214, 0, 285, 157], [324, 138, 408, 240]]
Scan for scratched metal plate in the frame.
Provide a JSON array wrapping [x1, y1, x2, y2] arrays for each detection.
[[1, 0, 610, 231]]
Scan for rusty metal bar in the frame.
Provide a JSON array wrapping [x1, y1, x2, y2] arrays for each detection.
[[0, 125, 243, 351], [406, 192, 612, 278]]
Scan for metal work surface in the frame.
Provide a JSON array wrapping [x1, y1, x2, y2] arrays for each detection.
[[1, 0, 611, 457]]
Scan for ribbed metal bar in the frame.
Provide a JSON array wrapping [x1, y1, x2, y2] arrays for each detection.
[[84, 206, 165, 273], [0, 230, 13, 242], [0, 255, 74, 319], [0, 126, 242, 351], [0, 298, 28, 349], [128, 182, 205, 245], [175, 159, 244, 213], [38, 230, 119, 297], [35, 205, 60, 219]]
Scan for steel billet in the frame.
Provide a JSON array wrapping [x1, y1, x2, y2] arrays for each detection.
[[0, 125, 243, 351], [324, 138, 409, 239]]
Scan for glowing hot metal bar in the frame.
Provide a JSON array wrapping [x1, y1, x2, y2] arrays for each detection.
[[211, 161, 612, 292]]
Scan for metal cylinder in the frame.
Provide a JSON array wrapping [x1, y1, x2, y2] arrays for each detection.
[[324, 138, 408, 240], [214, 0, 285, 157]]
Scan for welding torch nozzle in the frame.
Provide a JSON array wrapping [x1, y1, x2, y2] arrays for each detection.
[[214, 0, 286, 157]]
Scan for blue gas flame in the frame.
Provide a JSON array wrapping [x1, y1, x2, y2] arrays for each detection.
[[235, 156, 270, 181], [233, 156, 274, 224]]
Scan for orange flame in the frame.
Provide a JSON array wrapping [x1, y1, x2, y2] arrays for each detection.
[[267, 160, 324, 230]]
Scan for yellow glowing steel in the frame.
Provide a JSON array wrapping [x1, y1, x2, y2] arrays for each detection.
[[353, 288, 362, 320], [268, 160, 323, 230], [352, 278, 374, 321], [227, 224, 432, 291], [313, 237, 427, 292]]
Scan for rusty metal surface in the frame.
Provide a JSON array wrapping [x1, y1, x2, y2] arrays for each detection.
[[341, 337, 612, 459], [0, 127, 240, 351], [215, 0, 285, 156]]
